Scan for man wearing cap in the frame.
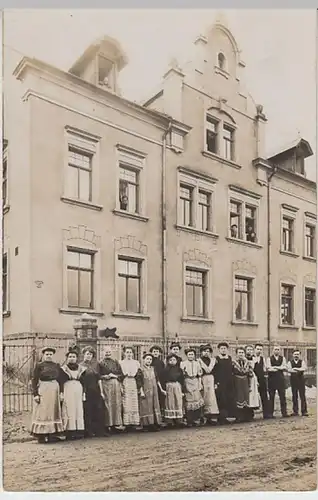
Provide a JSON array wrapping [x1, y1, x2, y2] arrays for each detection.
[[212, 342, 236, 424], [30, 347, 64, 444]]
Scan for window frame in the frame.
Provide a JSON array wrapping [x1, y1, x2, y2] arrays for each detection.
[[280, 206, 298, 255], [2, 251, 9, 314], [228, 190, 260, 245], [304, 286, 316, 328], [183, 261, 212, 321], [178, 172, 216, 234], [304, 219, 316, 259], [63, 127, 101, 208], [204, 110, 236, 163], [117, 257, 142, 314], [280, 282, 295, 326], [185, 267, 207, 318], [115, 145, 146, 218], [233, 273, 255, 324], [66, 248, 95, 310]]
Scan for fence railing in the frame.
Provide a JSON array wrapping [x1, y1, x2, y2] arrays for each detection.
[[2, 336, 316, 413]]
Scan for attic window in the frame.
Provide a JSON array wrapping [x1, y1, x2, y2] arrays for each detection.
[[98, 55, 115, 88], [296, 154, 305, 175], [217, 53, 226, 71]]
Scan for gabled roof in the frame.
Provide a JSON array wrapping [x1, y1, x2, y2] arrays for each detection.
[[267, 138, 313, 160], [69, 35, 128, 76]]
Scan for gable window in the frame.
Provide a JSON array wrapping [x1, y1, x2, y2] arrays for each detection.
[[234, 276, 253, 322], [98, 55, 115, 89], [185, 268, 206, 317], [305, 288, 315, 327], [282, 216, 294, 252], [67, 249, 94, 309], [223, 125, 234, 161], [217, 52, 226, 71], [178, 171, 215, 234], [305, 223, 315, 258], [280, 284, 294, 325], [118, 258, 141, 313], [2, 253, 8, 312], [206, 116, 218, 154], [119, 165, 139, 213]]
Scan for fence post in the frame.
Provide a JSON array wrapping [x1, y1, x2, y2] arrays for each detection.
[[73, 314, 98, 361]]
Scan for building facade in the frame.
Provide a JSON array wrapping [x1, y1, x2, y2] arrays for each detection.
[[2, 21, 316, 365]]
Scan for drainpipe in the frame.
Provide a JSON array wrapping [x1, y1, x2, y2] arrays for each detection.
[[267, 165, 278, 354], [161, 122, 173, 357]]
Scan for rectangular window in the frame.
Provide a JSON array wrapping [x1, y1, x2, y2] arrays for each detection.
[[118, 258, 141, 313], [67, 250, 94, 308], [206, 116, 218, 154], [198, 190, 211, 231], [305, 224, 315, 258], [235, 277, 252, 321], [2, 253, 8, 312], [307, 348, 316, 368], [223, 125, 234, 161], [180, 184, 193, 227], [282, 216, 294, 252], [230, 201, 242, 239], [185, 268, 206, 317], [119, 164, 139, 213], [245, 205, 257, 243], [281, 284, 294, 325], [305, 288, 316, 327], [3, 156, 7, 207], [98, 55, 115, 87], [66, 148, 92, 202]]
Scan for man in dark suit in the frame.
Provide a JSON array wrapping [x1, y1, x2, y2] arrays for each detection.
[[253, 343, 270, 419]]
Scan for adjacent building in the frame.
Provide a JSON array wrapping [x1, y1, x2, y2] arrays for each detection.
[[2, 20, 316, 366]]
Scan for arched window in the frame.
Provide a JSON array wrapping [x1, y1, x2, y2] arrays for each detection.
[[217, 52, 226, 71]]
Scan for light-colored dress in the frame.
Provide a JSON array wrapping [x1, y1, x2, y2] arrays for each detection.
[[99, 358, 123, 427], [140, 365, 162, 426], [248, 359, 261, 409], [180, 360, 204, 413], [198, 357, 219, 415], [60, 364, 86, 432], [120, 359, 142, 426]]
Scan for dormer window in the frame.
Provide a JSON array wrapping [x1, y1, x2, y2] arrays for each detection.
[[217, 52, 226, 71], [98, 55, 115, 89]]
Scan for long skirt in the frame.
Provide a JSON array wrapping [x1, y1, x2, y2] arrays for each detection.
[[30, 380, 64, 436], [249, 373, 260, 409], [234, 375, 250, 409], [139, 378, 162, 427], [164, 382, 183, 420], [101, 378, 123, 427], [83, 388, 105, 436], [62, 380, 84, 432], [122, 376, 140, 426], [202, 374, 219, 416]]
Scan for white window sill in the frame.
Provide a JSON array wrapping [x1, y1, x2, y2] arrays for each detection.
[[181, 316, 215, 324], [215, 65, 230, 79], [113, 209, 149, 223], [112, 312, 150, 320], [303, 256, 316, 263], [226, 237, 262, 249], [202, 150, 242, 170], [231, 320, 259, 327], [61, 196, 103, 211], [3, 310, 11, 318], [3, 204, 10, 215], [278, 324, 300, 330], [175, 224, 219, 240], [59, 308, 104, 317], [280, 250, 299, 259], [302, 326, 316, 331]]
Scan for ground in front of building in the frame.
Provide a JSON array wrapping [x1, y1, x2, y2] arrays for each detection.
[[3, 403, 317, 492]]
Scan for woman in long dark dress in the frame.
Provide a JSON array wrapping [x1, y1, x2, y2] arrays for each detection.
[[99, 347, 124, 432], [80, 346, 105, 438], [150, 345, 165, 418], [59, 349, 86, 440], [140, 353, 162, 431], [232, 347, 254, 422], [212, 342, 237, 424], [30, 347, 64, 444]]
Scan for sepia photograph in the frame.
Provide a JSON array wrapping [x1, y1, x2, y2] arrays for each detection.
[[1, 7, 317, 493]]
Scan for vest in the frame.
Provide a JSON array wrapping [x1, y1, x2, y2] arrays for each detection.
[[254, 356, 265, 380], [290, 359, 304, 381], [268, 355, 284, 379]]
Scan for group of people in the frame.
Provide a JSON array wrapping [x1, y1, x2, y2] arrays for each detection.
[[30, 341, 309, 444]]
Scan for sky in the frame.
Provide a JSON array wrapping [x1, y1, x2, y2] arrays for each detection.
[[3, 8, 317, 179]]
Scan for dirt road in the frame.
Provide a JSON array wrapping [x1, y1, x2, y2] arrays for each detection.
[[3, 412, 316, 492]]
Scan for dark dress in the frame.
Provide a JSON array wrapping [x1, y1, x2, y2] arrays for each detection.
[[81, 361, 105, 437], [212, 355, 237, 421], [152, 357, 165, 414], [99, 358, 124, 428], [253, 355, 269, 418]]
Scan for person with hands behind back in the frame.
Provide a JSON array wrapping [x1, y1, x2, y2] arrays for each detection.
[[30, 346, 64, 444]]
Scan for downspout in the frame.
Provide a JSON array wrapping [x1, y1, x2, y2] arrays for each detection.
[[267, 165, 277, 353], [161, 121, 172, 357]]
